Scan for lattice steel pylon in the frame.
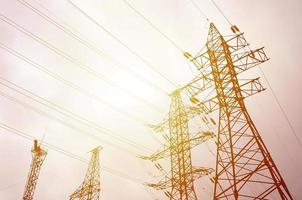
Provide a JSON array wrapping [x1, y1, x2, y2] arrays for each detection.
[[141, 90, 214, 200], [23, 140, 47, 200], [70, 147, 101, 200], [183, 23, 293, 199]]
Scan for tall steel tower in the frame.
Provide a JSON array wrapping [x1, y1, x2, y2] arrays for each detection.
[[141, 90, 214, 200], [183, 23, 293, 199], [23, 140, 47, 200], [70, 147, 101, 200]]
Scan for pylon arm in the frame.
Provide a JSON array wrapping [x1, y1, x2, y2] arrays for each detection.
[[146, 120, 167, 133], [191, 78, 265, 114], [145, 177, 172, 190], [232, 47, 269, 73], [189, 131, 215, 146], [239, 77, 266, 98], [147, 105, 211, 133], [139, 131, 214, 162], [145, 167, 214, 190], [186, 49, 211, 71], [192, 167, 215, 180], [181, 70, 214, 97], [225, 32, 249, 53]]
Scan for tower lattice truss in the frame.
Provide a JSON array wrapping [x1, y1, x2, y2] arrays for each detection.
[[23, 140, 47, 200], [70, 147, 101, 200], [183, 23, 293, 200], [141, 90, 215, 200]]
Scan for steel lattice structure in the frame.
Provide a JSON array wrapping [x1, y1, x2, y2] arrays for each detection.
[[141, 90, 214, 200], [23, 140, 47, 200], [183, 23, 293, 200], [70, 147, 101, 200]]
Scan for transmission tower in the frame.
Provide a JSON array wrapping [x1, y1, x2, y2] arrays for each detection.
[[183, 23, 293, 199], [23, 140, 47, 200], [70, 147, 101, 200], [141, 90, 214, 200]]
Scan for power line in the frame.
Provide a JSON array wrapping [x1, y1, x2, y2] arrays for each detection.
[[122, 0, 183, 52], [122, 0, 201, 82], [188, 0, 209, 21], [0, 89, 140, 156], [258, 68, 302, 148], [209, 0, 232, 25], [0, 76, 154, 154], [64, 0, 178, 87], [0, 41, 147, 124], [0, 14, 162, 113], [17, 0, 168, 95]]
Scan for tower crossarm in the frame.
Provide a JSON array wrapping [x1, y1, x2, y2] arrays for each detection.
[[188, 131, 215, 147], [238, 77, 266, 98], [191, 167, 215, 180], [145, 176, 172, 190], [139, 131, 214, 162], [147, 106, 211, 133], [145, 167, 213, 191], [224, 31, 269, 72], [232, 47, 268, 74], [188, 77, 266, 114], [180, 69, 214, 98]]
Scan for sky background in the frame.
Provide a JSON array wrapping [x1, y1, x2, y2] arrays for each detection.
[[0, 0, 301, 199]]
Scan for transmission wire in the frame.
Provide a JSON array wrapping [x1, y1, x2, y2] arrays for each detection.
[[0, 41, 148, 124], [209, 0, 232, 25], [0, 14, 162, 112], [17, 0, 168, 95], [259, 67, 302, 148], [65, 0, 178, 87], [123, 0, 183, 52], [0, 76, 154, 154], [0, 89, 140, 156]]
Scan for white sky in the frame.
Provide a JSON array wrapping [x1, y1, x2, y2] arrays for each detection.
[[0, 0, 301, 199]]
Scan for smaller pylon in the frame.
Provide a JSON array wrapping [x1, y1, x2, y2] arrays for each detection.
[[23, 140, 47, 200], [141, 90, 214, 200], [70, 146, 102, 200]]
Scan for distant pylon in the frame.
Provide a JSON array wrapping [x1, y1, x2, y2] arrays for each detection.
[[23, 140, 47, 200], [183, 23, 293, 199], [141, 90, 214, 200], [70, 147, 101, 200]]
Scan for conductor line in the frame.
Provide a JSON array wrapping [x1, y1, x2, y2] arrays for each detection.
[[122, 0, 183, 52], [0, 41, 147, 124], [0, 89, 139, 155], [209, 0, 232, 25], [0, 14, 162, 113], [64, 0, 179, 87], [259, 67, 302, 148], [0, 76, 154, 154], [188, 0, 209, 20], [17, 0, 168, 95], [122, 0, 201, 80]]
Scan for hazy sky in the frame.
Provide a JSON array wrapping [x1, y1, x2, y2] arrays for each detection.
[[0, 0, 301, 199]]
